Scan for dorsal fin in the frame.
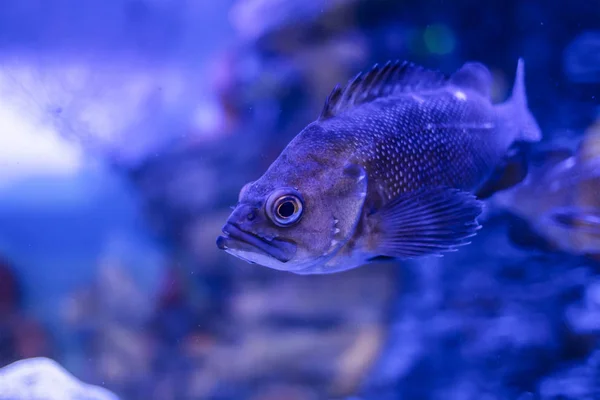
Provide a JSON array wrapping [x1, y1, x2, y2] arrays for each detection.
[[449, 62, 492, 98], [319, 60, 450, 120]]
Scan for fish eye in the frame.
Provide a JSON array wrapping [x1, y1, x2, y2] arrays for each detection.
[[266, 189, 304, 227]]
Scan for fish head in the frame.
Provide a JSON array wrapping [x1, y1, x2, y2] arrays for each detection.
[[216, 162, 368, 273]]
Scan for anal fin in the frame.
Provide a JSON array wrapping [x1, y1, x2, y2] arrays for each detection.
[[369, 187, 483, 259]]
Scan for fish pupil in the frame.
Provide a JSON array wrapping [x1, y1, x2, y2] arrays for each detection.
[[277, 201, 296, 218], [266, 191, 304, 226]]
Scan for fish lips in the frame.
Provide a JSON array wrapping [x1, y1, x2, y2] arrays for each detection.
[[216, 223, 296, 263]]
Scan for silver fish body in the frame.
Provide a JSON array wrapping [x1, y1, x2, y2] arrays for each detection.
[[217, 59, 542, 274]]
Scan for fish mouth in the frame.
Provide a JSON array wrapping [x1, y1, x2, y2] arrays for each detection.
[[216, 223, 296, 263]]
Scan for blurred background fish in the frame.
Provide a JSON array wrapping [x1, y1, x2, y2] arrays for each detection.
[[494, 132, 600, 257]]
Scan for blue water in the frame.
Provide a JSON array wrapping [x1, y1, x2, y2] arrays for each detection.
[[0, 0, 599, 399]]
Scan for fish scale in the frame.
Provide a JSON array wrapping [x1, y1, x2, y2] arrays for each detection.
[[217, 59, 542, 274], [296, 92, 497, 202]]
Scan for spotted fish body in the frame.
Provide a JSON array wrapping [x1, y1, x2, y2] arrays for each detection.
[[217, 59, 542, 274]]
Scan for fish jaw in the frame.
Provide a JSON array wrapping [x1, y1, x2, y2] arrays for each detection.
[[216, 222, 298, 268], [216, 221, 349, 274]]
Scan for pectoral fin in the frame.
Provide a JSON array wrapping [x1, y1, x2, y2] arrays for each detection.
[[369, 187, 483, 258]]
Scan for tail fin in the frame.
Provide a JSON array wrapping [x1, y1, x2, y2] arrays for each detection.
[[498, 58, 542, 142]]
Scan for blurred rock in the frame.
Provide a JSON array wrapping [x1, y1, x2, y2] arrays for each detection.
[[0, 357, 119, 400], [361, 217, 599, 399], [146, 263, 397, 399], [0, 259, 53, 368], [538, 348, 600, 399], [229, 0, 361, 42], [566, 279, 600, 334]]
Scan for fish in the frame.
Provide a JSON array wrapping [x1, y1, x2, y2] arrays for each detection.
[[216, 58, 542, 274], [494, 132, 600, 257]]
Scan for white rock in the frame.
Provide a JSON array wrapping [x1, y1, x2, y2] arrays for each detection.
[[0, 357, 119, 400]]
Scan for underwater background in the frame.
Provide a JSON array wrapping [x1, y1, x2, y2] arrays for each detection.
[[0, 0, 599, 399]]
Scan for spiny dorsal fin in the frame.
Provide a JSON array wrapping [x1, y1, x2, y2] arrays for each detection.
[[319, 60, 450, 120]]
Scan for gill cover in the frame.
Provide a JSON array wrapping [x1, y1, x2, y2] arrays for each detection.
[[310, 163, 368, 261]]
